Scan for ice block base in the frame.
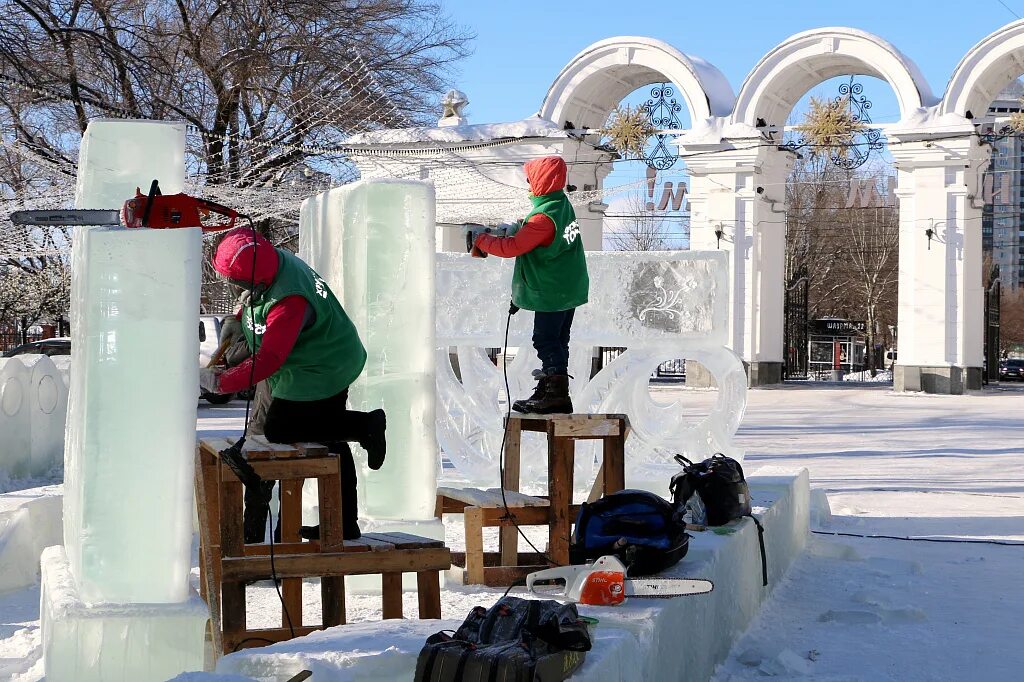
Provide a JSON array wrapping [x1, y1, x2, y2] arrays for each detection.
[[40, 545, 209, 682]]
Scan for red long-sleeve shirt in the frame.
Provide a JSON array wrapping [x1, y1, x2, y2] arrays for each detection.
[[218, 295, 307, 393], [474, 213, 555, 257]]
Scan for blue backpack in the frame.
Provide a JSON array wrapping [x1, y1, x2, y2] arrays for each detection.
[[569, 490, 690, 576]]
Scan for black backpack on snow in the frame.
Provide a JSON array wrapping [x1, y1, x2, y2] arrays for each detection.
[[670, 454, 767, 586], [414, 596, 591, 682], [569, 489, 689, 576]]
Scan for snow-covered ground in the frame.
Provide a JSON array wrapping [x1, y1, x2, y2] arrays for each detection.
[[1, 384, 1022, 680]]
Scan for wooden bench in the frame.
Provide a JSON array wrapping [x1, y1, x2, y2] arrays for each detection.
[[196, 436, 451, 655], [436, 413, 629, 586]]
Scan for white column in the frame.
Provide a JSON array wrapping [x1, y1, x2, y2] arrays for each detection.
[[685, 141, 794, 386], [888, 132, 987, 393]]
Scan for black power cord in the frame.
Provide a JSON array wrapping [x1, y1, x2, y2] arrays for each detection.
[[496, 302, 556, 568], [217, 217, 295, 639], [812, 530, 1024, 547]]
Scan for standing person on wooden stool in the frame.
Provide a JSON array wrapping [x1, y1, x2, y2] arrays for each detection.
[[472, 155, 589, 414], [200, 227, 386, 541]]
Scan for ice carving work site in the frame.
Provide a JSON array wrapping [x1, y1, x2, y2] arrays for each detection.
[[0, 2, 1023, 681]]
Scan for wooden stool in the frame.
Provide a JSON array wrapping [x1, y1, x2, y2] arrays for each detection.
[[196, 436, 451, 655], [436, 486, 582, 586], [437, 414, 628, 586]]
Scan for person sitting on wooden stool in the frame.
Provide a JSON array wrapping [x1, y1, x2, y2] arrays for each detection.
[[200, 227, 385, 541], [472, 155, 589, 414]]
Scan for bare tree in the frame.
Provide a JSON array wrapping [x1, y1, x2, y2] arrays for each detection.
[[0, 0, 473, 187], [605, 192, 674, 251], [1001, 287, 1024, 356], [786, 149, 899, 370]]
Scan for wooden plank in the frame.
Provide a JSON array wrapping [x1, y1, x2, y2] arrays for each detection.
[[480, 565, 548, 588], [318, 471, 344, 552], [587, 461, 605, 503], [417, 571, 442, 619], [239, 458, 338, 481], [499, 419, 522, 567], [365, 532, 443, 549], [280, 480, 303, 543], [502, 419, 522, 493], [279, 478, 304, 630], [355, 535, 397, 551], [221, 548, 452, 581], [464, 506, 485, 585], [199, 439, 234, 460], [244, 542, 320, 556], [194, 448, 223, 658], [322, 576, 346, 627], [221, 480, 244, 557], [222, 625, 320, 653], [480, 505, 581, 527], [220, 581, 246, 651], [547, 435, 575, 566], [295, 442, 329, 457], [603, 426, 626, 495], [282, 577, 302, 630], [552, 418, 621, 439], [437, 487, 546, 509], [381, 573, 403, 619]]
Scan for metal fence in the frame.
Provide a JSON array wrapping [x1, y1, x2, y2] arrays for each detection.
[[0, 331, 42, 353], [598, 347, 687, 380]]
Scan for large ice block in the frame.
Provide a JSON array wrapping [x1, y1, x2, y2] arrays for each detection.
[[299, 179, 437, 520], [63, 225, 202, 603], [0, 357, 31, 479], [20, 354, 68, 477], [40, 545, 209, 682], [435, 251, 747, 489], [75, 119, 186, 210]]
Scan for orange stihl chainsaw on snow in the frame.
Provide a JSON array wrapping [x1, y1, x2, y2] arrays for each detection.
[[10, 180, 238, 232]]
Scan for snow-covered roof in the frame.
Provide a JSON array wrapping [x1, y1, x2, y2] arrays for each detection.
[[341, 116, 567, 146]]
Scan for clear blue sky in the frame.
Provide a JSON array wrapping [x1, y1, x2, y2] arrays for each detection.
[[436, 0, 1022, 124]]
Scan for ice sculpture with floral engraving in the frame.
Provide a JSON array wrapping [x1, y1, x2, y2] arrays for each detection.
[[436, 250, 747, 493]]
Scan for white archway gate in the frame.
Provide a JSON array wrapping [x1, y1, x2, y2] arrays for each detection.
[[544, 24, 1024, 392]]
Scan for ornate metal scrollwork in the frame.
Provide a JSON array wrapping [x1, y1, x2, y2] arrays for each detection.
[[641, 84, 683, 170], [783, 77, 884, 170]]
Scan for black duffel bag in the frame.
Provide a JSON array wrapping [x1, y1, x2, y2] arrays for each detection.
[[415, 597, 591, 682], [569, 489, 690, 576]]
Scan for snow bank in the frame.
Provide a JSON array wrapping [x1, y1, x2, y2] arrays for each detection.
[[0, 485, 62, 594], [209, 470, 810, 682]]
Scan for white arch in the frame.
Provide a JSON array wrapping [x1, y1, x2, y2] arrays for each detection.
[[732, 27, 937, 128], [942, 20, 1024, 118], [538, 36, 735, 131]]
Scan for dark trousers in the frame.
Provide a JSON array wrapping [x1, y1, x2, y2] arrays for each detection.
[[243, 388, 367, 541], [533, 308, 576, 375]]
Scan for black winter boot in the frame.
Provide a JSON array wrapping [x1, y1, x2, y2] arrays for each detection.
[[359, 409, 387, 470], [512, 372, 549, 413], [512, 374, 573, 414]]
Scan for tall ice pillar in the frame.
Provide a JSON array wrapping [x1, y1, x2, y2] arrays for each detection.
[[40, 119, 209, 681], [299, 179, 438, 521]]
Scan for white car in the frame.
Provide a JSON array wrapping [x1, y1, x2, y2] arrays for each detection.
[[198, 315, 233, 404]]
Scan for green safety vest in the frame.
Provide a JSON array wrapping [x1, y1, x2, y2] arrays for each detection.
[[241, 249, 366, 400], [511, 190, 589, 312]]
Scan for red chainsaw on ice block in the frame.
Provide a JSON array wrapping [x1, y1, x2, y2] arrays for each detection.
[[10, 180, 239, 232]]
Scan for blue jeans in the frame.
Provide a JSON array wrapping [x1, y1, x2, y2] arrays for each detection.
[[533, 308, 575, 375]]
